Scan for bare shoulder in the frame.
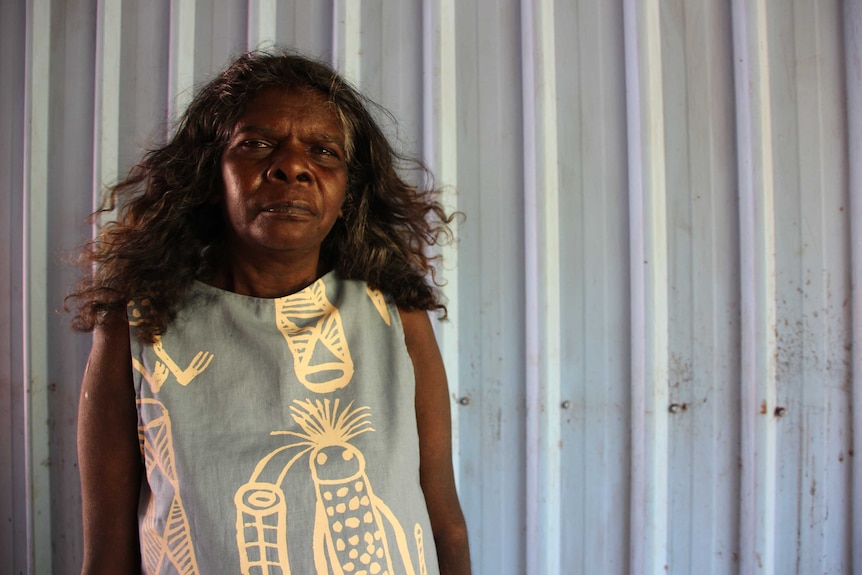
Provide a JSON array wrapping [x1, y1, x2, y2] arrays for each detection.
[[398, 308, 440, 363], [79, 310, 143, 573], [397, 307, 472, 574], [81, 311, 134, 408], [397, 308, 449, 405]]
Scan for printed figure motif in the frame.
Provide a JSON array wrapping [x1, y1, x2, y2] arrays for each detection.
[[128, 299, 213, 393], [153, 338, 214, 386], [132, 337, 213, 393], [133, 356, 170, 393], [235, 398, 427, 575], [127, 299, 152, 327], [138, 399, 200, 575], [276, 280, 354, 393]]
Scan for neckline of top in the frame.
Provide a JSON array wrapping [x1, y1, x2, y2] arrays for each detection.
[[192, 269, 337, 302]]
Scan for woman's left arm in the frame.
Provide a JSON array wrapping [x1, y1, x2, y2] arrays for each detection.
[[400, 308, 471, 575]]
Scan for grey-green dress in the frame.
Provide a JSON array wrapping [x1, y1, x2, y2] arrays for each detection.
[[128, 271, 439, 575]]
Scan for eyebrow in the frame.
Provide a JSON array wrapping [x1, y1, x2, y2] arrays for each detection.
[[233, 125, 344, 146]]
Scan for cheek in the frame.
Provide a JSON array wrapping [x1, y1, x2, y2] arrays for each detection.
[[218, 171, 249, 215], [217, 181, 247, 229], [210, 173, 225, 205], [219, 156, 247, 198], [219, 166, 236, 198]]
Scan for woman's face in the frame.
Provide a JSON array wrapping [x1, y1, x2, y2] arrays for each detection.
[[219, 87, 348, 264]]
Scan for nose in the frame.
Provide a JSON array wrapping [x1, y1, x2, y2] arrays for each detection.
[[266, 144, 311, 183]]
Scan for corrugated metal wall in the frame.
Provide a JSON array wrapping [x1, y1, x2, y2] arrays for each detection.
[[1, 1, 858, 574]]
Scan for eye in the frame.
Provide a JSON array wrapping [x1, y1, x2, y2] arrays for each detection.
[[313, 145, 336, 156], [240, 139, 270, 149], [311, 145, 343, 163]]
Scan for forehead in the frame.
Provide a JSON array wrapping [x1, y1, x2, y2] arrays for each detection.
[[233, 87, 344, 137]]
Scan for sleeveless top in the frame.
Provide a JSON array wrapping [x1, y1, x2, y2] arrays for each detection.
[[128, 271, 440, 575]]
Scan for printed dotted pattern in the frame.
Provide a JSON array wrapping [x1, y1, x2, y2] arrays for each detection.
[[322, 479, 389, 575]]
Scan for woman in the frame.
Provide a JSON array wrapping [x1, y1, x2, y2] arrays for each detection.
[[70, 51, 470, 575]]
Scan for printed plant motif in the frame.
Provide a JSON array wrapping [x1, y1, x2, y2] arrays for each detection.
[[235, 398, 427, 575]]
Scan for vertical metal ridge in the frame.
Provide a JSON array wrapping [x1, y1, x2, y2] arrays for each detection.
[[247, 0, 277, 50], [624, 0, 669, 572], [793, 5, 836, 569], [677, 2, 739, 571], [168, 0, 196, 125], [22, 0, 52, 572], [94, 0, 122, 222], [522, 0, 561, 572], [732, 1, 778, 573], [7, 3, 858, 572], [622, 1, 645, 569], [333, 0, 362, 87], [845, 1, 862, 572], [422, 0, 462, 485]]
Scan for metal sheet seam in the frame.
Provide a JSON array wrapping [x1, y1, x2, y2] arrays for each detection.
[[332, 0, 362, 87], [94, 0, 122, 225], [168, 0, 196, 127], [640, 4, 670, 572], [523, 0, 542, 565], [522, 0, 561, 572], [247, 0, 277, 51], [622, 1, 646, 569], [22, 0, 52, 572], [844, 2, 862, 573], [624, 0, 670, 573], [731, 1, 778, 573], [421, 0, 462, 486]]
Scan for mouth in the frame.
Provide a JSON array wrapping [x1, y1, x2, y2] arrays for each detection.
[[260, 201, 313, 217]]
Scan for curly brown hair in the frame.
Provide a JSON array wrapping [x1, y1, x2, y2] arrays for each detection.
[[67, 50, 453, 343]]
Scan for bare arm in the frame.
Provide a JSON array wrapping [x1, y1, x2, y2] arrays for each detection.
[[400, 308, 471, 575], [78, 311, 142, 574]]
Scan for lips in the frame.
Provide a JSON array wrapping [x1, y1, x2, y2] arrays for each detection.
[[260, 200, 313, 216]]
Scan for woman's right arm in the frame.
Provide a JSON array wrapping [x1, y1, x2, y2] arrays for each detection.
[[78, 311, 143, 574]]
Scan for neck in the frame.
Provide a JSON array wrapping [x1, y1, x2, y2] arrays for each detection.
[[210, 248, 328, 298]]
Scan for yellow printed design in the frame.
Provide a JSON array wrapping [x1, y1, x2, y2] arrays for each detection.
[[235, 399, 427, 575], [138, 399, 200, 575], [128, 299, 153, 327], [275, 280, 354, 393], [365, 286, 391, 326], [131, 336, 213, 393], [234, 483, 289, 574]]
